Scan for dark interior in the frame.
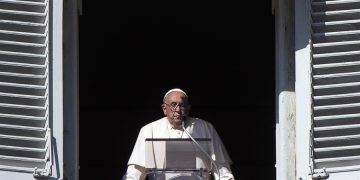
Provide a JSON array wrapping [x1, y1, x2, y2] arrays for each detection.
[[79, 1, 275, 180]]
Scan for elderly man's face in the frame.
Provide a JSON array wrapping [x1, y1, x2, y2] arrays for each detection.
[[162, 91, 190, 127]]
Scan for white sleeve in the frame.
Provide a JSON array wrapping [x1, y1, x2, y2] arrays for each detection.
[[122, 164, 147, 180], [212, 163, 235, 180]]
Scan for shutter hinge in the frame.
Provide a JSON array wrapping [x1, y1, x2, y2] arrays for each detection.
[[311, 168, 329, 179], [33, 166, 52, 178]]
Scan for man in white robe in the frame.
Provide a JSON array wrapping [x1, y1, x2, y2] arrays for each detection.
[[123, 88, 234, 180]]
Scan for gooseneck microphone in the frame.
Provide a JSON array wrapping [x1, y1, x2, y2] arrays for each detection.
[[181, 120, 221, 180]]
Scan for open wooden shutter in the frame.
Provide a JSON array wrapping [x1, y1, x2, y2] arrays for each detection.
[[0, 0, 51, 177], [311, 0, 360, 173]]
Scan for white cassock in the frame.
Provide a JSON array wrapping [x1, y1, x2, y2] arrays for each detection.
[[123, 116, 235, 180]]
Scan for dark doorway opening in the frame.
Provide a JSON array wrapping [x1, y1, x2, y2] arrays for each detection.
[[79, 2, 275, 180]]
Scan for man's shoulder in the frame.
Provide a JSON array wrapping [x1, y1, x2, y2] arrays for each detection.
[[187, 117, 213, 127], [135, 117, 167, 137], [141, 117, 167, 129]]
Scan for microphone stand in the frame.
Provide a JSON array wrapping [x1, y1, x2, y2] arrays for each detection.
[[182, 120, 221, 180]]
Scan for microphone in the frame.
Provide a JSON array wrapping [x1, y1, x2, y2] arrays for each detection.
[[182, 120, 220, 180]]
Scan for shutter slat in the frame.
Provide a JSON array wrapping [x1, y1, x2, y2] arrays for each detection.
[[315, 145, 360, 159], [313, 52, 360, 63], [0, 0, 46, 6], [0, 85, 46, 98], [313, 30, 360, 37], [0, 107, 46, 117], [314, 114, 360, 127], [0, 75, 46, 85], [314, 81, 360, 89], [312, 19, 360, 33], [312, 9, 360, 23], [0, 21, 46, 34], [313, 49, 360, 58], [0, 155, 45, 169], [313, 8, 360, 16], [0, 92, 46, 99], [0, 136, 45, 150], [3, 0, 46, 3], [0, 134, 45, 142], [0, 135, 46, 145], [0, 34, 45, 44], [0, 29, 46, 37], [0, 75, 46, 86], [314, 124, 360, 138], [0, 127, 46, 138], [0, 40, 46, 47], [315, 76, 360, 86], [315, 156, 360, 168], [313, 61, 360, 74], [314, 107, 360, 117], [0, 9, 46, 17], [314, 86, 360, 96], [315, 113, 360, 120], [0, 81, 47, 88], [0, 60, 46, 67], [313, 12, 360, 23], [0, 117, 45, 129], [313, 41, 360, 54], [313, 33, 360, 44], [0, 113, 45, 121], [0, 145, 45, 153], [313, 19, 360, 26], [312, 0, 360, 12], [314, 128, 360, 139], [0, 0, 47, 14], [0, 93, 46, 107], [0, 50, 46, 58], [314, 102, 360, 110], [0, 150, 45, 159], [0, 19, 46, 26], [0, 124, 47, 131], [314, 94, 360, 106], [0, 12, 46, 24], [0, 71, 46, 78], [315, 135, 360, 148], [0, 151, 44, 159], [312, 0, 360, 6], [314, 92, 360, 100], [0, 65, 46, 76], [0, 155, 45, 163], [314, 41, 360, 48], [314, 71, 360, 78], [315, 124, 360, 131]]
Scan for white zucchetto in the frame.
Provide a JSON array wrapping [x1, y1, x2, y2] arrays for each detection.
[[163, 88, 188, 102]]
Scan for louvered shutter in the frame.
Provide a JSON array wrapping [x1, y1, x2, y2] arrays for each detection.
[[311, 0, 360, 173], [0, 0, 51, 177]]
